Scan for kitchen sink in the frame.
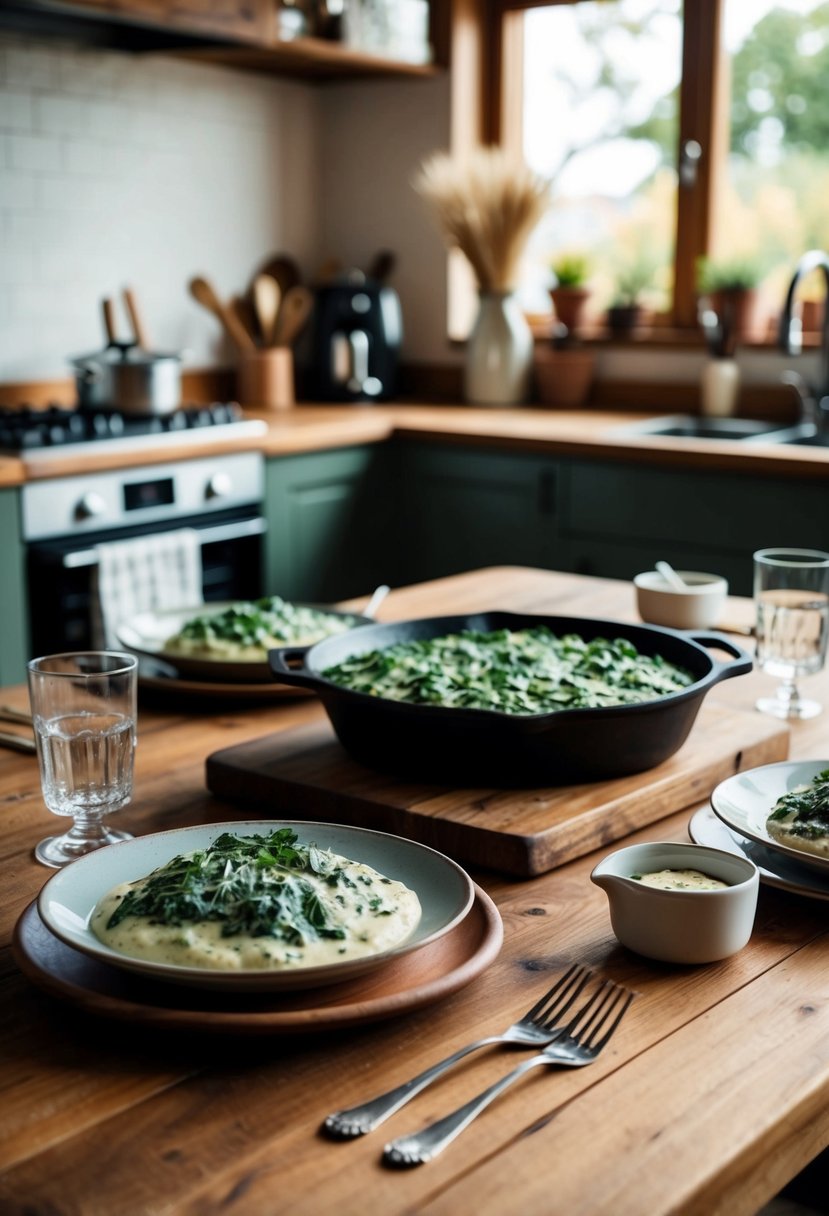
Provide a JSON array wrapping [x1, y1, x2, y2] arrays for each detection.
[[612, 415, 785, 442], [612, 415, 829, 445]]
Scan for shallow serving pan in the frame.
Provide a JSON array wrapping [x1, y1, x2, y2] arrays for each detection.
[[269, 612, 752, 785]]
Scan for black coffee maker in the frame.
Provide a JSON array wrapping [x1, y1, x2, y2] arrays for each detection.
[[308, 270, 402, 402]]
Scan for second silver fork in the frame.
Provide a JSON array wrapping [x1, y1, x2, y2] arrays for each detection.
[[384, 978, 636, 1167], [323, 962, 593, 1138]]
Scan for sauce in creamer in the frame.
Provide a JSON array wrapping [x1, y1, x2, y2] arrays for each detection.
[[631, 868, 728, 892], [91, 850, 422, 972]]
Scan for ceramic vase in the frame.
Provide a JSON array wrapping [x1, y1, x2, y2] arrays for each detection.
[[464, 291, 533, 406]]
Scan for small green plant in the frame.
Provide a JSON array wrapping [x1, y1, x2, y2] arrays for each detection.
[[610, 259, 654, 308], [696, 255, 762, 294], [551, 251, 591, 288]]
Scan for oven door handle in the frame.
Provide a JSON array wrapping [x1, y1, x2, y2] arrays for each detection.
[[61, 517, 267, 569]]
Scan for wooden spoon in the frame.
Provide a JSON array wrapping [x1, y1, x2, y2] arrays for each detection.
[[252, 273, 282, 346], [122, 286, 150, 349], [189, 276, 256, 353], [273, 285, 314, 347], [101, 297, 118, 345], [254, 253, 301, 298]]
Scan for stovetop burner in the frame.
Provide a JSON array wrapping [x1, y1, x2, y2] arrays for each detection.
[[0, 402, 267, 460]]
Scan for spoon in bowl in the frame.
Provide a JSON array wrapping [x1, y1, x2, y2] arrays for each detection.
[[655, 561, 688, 591]]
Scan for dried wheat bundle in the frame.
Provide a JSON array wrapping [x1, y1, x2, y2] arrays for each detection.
[[414, 146, 552, 292]]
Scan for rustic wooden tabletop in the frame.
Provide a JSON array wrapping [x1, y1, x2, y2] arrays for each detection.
[[1, 566, 827, 1216]]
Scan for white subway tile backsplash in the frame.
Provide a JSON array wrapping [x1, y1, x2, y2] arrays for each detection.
[[1, 90, 34, 131], [0, 172, 36, 209], [35, 93, 88, 136], [0, 33, 322, 379], [62, 138, 109, 176], [7, 131, 61, 173]]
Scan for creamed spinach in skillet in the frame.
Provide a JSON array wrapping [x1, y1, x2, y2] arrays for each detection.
[[322, 627, 694, 715]]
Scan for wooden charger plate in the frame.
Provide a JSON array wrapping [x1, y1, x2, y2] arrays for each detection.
[[12, 887, 502, 1035]]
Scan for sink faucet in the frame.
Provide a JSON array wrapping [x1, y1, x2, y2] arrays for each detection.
[[779, 248, 829, 431]]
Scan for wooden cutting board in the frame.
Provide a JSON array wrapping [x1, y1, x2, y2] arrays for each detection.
[[205, 702, 789, 877]]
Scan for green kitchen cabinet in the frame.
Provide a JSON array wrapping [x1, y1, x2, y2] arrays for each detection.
[[0, 488, 30, 685], [264, 445, 396, 602], [560, 459, 829, 596], [397, 442, 561, 584]]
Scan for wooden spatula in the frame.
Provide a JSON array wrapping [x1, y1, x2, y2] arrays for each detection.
[[252, 273, 281, 346], [189, 275, 256, 353], [274, 285, 314, 347]]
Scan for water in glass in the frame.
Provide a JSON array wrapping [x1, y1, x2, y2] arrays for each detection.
[[755, 589, 829, 680], [35, 711, 134, 816]]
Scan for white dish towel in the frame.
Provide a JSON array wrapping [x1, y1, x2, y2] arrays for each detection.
[[92, 528, 204, 649]]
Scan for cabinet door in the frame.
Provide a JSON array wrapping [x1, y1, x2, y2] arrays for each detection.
[[398, 443, 559, 585], [0, 489, 29, 685], [562, 459, 829, 596], [265, 446, 392, 603]]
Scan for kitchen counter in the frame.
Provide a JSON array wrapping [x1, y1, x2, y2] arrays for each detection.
[[3, 403, 829, 485], [2, 566, 828, 1215]]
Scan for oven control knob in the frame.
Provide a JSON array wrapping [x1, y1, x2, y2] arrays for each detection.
[[205, 472, 232, 500], [74, 492, 107, 521]]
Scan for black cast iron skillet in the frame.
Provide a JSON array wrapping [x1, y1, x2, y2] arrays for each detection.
[[269, 612, 752, 786]]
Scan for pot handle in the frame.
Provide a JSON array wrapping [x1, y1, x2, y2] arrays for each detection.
[[268, 645, 318, 688], [686, 632, 753, 683]]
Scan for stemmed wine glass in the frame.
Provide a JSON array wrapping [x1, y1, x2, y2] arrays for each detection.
[[753, 548, 829, 720], [27, 652, 138, 867]]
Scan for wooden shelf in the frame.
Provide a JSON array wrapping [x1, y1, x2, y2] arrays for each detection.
[[176, 35, 439, 80]]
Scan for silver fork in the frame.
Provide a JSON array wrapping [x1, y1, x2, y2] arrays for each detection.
[[322, 962, 593, 1139], [383, 978, 635, 1167]]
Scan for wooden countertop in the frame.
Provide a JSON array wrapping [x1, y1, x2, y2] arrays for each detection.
[[1, 566, 828, 1215], [2, 404, 829, 486]]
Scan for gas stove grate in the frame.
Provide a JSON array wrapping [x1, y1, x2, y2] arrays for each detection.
[[0, 403, 262, 457]]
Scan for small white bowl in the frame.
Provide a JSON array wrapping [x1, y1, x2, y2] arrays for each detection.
[[591, 841, 758, 964], [634, 569, 728, 630]]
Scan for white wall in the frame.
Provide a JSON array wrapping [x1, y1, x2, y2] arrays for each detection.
[[318, 73, 456, 367], [0, 33, 322, 379]]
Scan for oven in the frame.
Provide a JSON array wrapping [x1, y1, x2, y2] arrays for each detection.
[[24, 451, 266, 654]]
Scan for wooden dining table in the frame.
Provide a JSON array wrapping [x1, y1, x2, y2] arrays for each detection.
[[2, 566, 828, 1216]]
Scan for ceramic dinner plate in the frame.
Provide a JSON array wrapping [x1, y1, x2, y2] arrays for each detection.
[[710, 760, 829, 878], [117, 602, 367, 684], [38, 821, 475, 992], [689, 806, 829, 902]]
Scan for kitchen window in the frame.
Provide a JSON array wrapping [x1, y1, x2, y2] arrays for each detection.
[[464, 0, 829, 338]]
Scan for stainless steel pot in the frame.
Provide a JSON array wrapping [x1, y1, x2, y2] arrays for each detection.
[[72, 341, 182, 415]]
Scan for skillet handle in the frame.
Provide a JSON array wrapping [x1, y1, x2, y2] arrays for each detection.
[[268, 645, 317, 688], [686, 632, 753, 682]]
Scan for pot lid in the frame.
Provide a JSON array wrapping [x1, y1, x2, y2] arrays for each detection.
[[71, 341, 181, 367]]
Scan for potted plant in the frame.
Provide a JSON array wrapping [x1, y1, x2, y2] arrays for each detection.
[[605, 256, 655, 334], [549, 251, 591, 336], [696, 255, 762, 343]]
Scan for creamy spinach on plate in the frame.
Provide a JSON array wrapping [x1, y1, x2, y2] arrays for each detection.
[[91, 829, 421, 971], [164, 596, 358, 662], [322, 627, 694, 715], [767, 769, 829, 858]]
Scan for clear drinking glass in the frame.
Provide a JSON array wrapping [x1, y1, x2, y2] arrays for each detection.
[[27, 652, 138, 868], [753, 548, 829, 720]]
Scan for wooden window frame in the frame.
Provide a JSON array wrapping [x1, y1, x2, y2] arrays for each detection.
[[450, 0, 729, 337]]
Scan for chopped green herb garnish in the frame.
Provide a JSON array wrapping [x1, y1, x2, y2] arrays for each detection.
[[769, 769, 829, 839], [322, 627, 694, 716], [167, 596, 357, 652], [106, 830, 353, 944]]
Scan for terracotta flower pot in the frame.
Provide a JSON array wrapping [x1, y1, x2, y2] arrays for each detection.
[[533, 347, 595, 409], [707, 287, 758, 343], [550, 286, 590, 336]]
